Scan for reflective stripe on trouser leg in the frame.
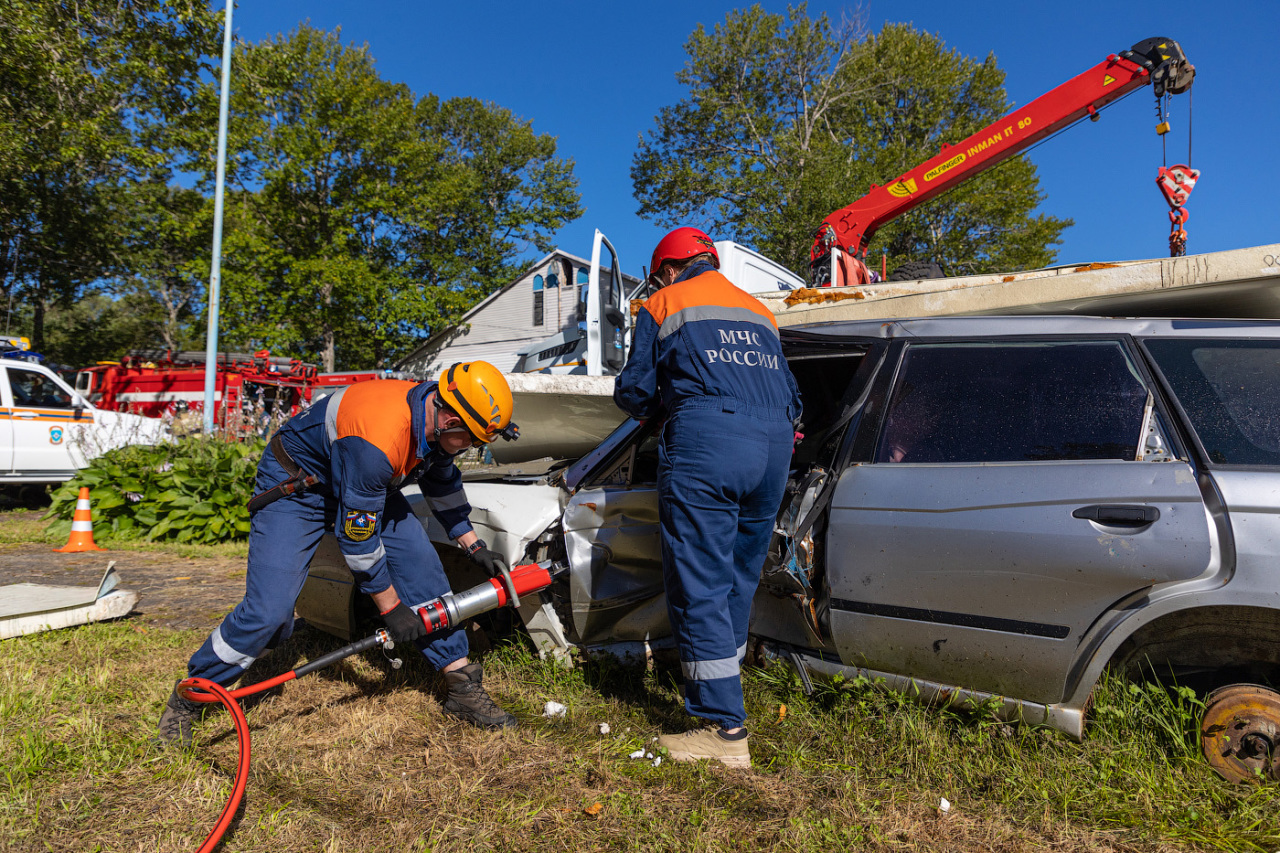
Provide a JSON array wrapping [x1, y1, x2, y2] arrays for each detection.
[[186, 450, 330, 686], [658, 407, 792, 728], [379, 490, 469, 670], [681, 643, 748, 681]]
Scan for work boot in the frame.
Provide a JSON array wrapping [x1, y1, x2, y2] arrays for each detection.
[[442, 663, 517, 730], [657, 725, 751, 769], [155, 682, 204, 748]]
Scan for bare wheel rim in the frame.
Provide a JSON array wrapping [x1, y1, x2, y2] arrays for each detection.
[[1200, 683, 1280, 784]]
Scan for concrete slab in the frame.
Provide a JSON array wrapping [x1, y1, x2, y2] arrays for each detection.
[[763, 243, 1280, 326], [0, 562, 138, 639]]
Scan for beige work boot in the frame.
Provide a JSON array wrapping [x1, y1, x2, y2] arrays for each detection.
[[657, 725, 751, 769]]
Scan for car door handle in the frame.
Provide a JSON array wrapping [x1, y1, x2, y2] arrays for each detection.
[[1072, 504, 1160, 526], [14, 411, 35, 419]]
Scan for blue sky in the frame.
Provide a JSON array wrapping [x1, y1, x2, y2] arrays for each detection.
[[228, 1, 1277, 278]]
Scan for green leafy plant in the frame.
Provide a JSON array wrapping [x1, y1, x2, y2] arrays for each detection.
[[44, 437, 263, 544]]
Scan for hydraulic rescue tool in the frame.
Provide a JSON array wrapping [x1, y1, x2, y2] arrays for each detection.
[[809, 36, 1197, 285], [176, 561, 560, 853]]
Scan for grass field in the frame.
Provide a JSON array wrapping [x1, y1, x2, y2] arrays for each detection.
[[2, 514, 1278, 851]]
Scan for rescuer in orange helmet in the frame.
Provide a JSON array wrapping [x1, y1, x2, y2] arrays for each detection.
[[158, 361, 520, 746]]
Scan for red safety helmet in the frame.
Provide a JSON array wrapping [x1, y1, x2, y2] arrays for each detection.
[[649, 227, 719, 278]]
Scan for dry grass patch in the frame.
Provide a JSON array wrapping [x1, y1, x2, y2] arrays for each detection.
[[2, 621, 1277, 852]]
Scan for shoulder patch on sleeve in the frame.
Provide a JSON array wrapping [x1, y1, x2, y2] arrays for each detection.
[[343, 510, 379, 542]]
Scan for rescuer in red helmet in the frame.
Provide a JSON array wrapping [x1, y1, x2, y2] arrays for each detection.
[[615, 227, 802, 768], [157, 362, 521, 746]]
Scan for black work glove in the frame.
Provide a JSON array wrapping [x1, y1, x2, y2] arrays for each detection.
[[381, 601, 427, 644], [466, 541, 509, 579]]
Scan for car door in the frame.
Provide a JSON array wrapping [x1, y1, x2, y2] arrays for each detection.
[[561, 419, 667, 647], [825, 337, 1214, 705], [0, 365, 13, 472], [5, 363, 88, 477]]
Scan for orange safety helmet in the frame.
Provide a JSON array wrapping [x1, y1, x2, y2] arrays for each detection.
[[436, 361, 517, 444], [649, 227, 719, 278]]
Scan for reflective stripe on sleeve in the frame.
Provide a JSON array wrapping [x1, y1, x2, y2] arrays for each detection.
[[425, 490, 468, 511], [324, 386, 350, 443], [344, 543, 386, 572]]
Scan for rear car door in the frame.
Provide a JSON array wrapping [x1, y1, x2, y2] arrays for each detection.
[[826, 337, 1215, 705], [1142, 334, 1280, 603]]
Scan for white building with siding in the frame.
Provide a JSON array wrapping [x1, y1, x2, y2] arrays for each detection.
[[395, 250, 642, 378]]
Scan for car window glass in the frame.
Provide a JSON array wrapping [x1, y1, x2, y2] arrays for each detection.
[[8, 367, 74, 409], [876, 341, 1149, 463], [788, 351, 867, 470], [1144, 339, 1280, 466]]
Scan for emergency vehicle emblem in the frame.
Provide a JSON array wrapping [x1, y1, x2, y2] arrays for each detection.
[[343, 510, 378, 542], [49, 427, 63, 445]]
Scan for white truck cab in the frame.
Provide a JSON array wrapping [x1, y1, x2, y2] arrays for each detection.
[[714, 241, 806, 293], [0, 357, 169, 484]]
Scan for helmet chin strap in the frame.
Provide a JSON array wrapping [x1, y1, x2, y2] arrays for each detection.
[[431, 391, 478, 457]]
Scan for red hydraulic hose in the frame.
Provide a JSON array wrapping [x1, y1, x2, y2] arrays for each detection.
[[172, 562, 558, 852], [176, 630, 389, 853], [175, 678, 250, 853]]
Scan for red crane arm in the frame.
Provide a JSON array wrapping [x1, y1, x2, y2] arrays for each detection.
[[809, 37, 1195, 278]]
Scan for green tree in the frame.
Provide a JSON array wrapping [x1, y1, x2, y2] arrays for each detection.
[[199, 26, 581, 371], [631, 6, 1070, 278], [113, 183, 212, 352], [38, 292, 156, 368], [0, 0, 220, 352]]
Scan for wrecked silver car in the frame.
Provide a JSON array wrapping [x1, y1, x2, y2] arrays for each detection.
[[300, 316, 1280, 782]]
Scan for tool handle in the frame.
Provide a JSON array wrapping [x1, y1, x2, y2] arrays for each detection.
[[294, 630, 389, 678]]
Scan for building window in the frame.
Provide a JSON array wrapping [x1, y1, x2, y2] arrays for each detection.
[[546, 268, 559, 288], [533, 274, 544, 327], [577, 267, 589, 284]]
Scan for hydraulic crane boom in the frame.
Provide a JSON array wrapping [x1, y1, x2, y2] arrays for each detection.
[[810, 37, 1196, 285]]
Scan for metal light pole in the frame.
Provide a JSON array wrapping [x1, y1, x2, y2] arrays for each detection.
[[202, 0, 234, 434]]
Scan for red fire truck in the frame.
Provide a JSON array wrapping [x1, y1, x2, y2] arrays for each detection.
[[73, 350, 385, 438]]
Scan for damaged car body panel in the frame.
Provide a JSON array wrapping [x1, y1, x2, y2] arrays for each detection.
[[562, 487, 666, 650], [297, 316, 1280, 748]]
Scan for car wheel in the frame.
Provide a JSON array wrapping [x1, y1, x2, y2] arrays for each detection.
[[1200, 683, 1280, 783]]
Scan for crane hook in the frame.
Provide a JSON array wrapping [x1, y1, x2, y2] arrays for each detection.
[[1157, 164, 1200, 257]]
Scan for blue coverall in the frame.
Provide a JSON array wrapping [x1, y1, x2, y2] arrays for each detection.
[[186, 380, 472, 686], [614, 261, 802, 728]]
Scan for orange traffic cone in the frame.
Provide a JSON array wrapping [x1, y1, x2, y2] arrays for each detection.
[[54, 487, 105, 552]]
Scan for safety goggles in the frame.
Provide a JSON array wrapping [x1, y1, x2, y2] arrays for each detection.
[[434, 398, 486, 448], [439, 425, 486, 448], [432, 389, 520, 450]]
